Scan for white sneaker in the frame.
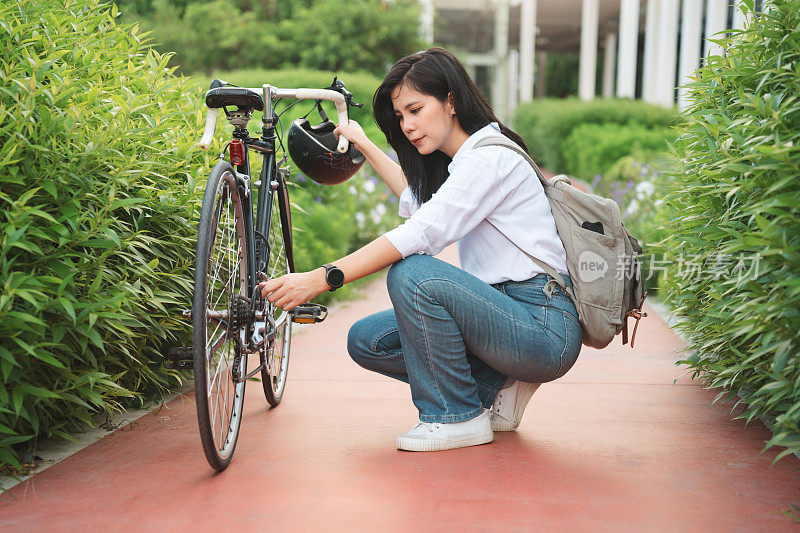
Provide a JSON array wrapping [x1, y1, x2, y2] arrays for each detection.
[[397, 409, 494, 452], [490, 381, 541, 431]]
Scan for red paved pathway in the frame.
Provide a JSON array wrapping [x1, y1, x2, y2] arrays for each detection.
[[1, 245, 798, 531]]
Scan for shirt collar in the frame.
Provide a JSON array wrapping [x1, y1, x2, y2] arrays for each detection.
[[448, 122, 502, 172]]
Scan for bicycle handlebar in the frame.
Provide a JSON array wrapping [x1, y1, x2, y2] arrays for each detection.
[[199, 85, 350, 152]]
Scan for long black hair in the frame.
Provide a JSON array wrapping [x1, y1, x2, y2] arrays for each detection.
[[373, 47, 530, 205]]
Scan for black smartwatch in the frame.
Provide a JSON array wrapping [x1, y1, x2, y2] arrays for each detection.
[[323, 263, 345, 292]]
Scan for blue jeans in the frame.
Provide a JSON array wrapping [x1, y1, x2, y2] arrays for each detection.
[[347, 254, 582, 423]]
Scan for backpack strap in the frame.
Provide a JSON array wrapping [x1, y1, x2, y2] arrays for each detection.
[[473, 136, 549, 189], [472, 135, 575, 301]]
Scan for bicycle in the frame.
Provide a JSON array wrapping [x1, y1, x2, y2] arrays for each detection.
[[172, 78, 360, 471]]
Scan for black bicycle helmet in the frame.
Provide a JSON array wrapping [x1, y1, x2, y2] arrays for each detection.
[[288, 117, 365, 185]]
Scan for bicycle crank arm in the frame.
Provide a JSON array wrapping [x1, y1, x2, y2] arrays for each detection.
[[233, 360, 266, 384]]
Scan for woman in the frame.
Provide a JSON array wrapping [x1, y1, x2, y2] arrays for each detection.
[[259, 47, 582, 452]]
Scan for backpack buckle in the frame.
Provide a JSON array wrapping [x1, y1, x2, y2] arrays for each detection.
[[542, 279, 560, 299], [622, 291, 648, 347]]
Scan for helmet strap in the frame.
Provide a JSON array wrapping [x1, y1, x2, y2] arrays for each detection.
[[315, 100, 330, 122]]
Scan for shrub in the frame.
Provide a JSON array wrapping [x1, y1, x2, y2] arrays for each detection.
[[657, 0, 800, 460], [0, 0, 211, 470], [116, 0, 422, 77], [562, 122, 677, 182], [512, 98, 676, 172]]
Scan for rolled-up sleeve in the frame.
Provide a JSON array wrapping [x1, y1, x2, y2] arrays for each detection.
[[383, 149, 509, 258], [397, 186, 419, 218]]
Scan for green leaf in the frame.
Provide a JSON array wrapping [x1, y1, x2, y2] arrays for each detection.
[[57, 297, 76, 324], [17, 384, 61, 399]]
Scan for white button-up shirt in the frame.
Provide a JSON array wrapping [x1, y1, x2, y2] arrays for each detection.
[[383, 122, 568, 285]]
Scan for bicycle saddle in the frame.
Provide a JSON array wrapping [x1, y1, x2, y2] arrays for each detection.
[[205, 86, 264, 111]]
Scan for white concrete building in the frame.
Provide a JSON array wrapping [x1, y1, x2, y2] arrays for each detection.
[[423, 0, 767, 120]]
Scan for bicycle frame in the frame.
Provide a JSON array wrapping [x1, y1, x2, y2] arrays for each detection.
[[201, 84, 351, 289], [199, 83, 352, 355], [236, 105, 293, 296], [226, 108, 292, 358]]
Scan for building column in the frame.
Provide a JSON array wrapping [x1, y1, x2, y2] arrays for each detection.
[[641, 0, 660, 104], [535, 51, 548, 99], [677, 0, 703, 109], [602, 32, 617, 98], [654, 0, 679, 106], [616, 0, 641, 99], [507, 49, 519, 115], [419, 0, 434, 44], [578, 0, 600, 100], [519, 0, 537, 103], [492, 0, 510, 120], [704, 0, 728, 58]]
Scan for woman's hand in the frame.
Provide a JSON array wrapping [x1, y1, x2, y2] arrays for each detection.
[[333, 119, 369, 153], [259, 268, 328, 312]]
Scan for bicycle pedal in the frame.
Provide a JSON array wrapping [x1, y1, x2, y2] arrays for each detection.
[[165, 347, 193, 369], [291, 303, 328, 324]]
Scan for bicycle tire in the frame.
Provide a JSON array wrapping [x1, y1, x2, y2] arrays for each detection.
[[260, 177, 293, 406], [193, 161, 248, 471]]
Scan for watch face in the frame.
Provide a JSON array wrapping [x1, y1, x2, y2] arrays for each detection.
[[327, 267, 345, 287]]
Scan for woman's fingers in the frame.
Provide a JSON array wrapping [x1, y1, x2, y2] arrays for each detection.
[[259, 271, 322, 311], [259, 280, 275, 299], [274, 294, 295, 310], [259, 278, 286, 300], [260, 278, 299, 308]]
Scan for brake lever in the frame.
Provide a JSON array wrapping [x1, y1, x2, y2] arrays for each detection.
[[328, 76, 363, 109], [346, 95, 363, 109]]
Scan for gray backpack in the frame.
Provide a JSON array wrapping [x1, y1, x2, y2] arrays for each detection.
[[473, 136, 647, 349]]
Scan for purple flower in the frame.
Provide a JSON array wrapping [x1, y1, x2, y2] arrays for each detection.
[[314, 195, 322, 203], [389, 196, 397, 204], [386, 149, 398, 162], [611, 182, 622, 205], [296, 174, 307, 184], [591, 174, 602, 189]]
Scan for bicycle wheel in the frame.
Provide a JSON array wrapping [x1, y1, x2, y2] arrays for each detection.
[[193, 161, 248, 471], [260, 179, 293, 406]]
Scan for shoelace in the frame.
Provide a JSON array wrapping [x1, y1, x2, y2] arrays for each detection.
[[492, 390, 506, 413], [411, 421, 443, 433]]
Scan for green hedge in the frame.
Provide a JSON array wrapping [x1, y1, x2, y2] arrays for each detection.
[[0, 0, 214, 471], [658, 0, 800, 461], [562, 122, 677, 182], [116, 0, 421, 77], [512, 98, 676, 173]]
